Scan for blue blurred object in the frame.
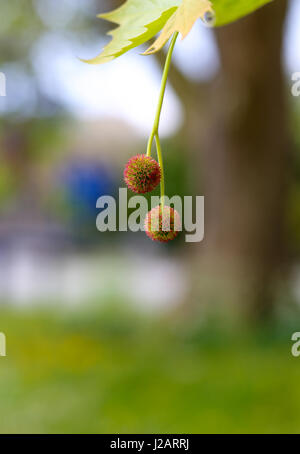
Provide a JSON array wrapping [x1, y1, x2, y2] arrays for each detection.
[[60, 157, 117, 239]]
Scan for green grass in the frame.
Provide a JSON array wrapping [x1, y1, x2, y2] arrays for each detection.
[[0, 306, 299, 434]]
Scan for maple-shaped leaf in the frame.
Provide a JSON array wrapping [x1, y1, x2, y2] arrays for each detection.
[[84, 0, 274, 64], [144, 0, 273, 54], [144, 0, 213, 55], [83, 0, 180, 64]]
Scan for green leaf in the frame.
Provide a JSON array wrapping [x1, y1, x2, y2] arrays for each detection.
[[214, 0, 273, 26], [83, 0, 180, 64], [144, 0, 274, 54], [144, 0, 213, 55], [83, 0, 274, 64]]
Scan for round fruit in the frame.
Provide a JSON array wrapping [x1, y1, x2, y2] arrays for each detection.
[[124, 154, 161, 194], [144, 205, 181, 243]]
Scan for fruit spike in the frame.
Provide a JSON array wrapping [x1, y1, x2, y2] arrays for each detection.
[[144, 205, 181, 243], [124, 154, 161, 194]]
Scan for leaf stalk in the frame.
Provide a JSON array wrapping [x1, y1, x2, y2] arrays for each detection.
[[146, 31, 178, 207]]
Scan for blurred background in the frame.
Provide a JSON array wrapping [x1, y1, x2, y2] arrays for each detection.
[[0, 0, 300, 433]]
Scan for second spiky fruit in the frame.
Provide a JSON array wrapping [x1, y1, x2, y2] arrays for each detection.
[[124, 154, 161, 194], [144, 205, 181, 243]]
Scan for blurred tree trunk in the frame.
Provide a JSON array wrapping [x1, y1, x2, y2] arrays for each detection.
[[197, 0, 290, 320]]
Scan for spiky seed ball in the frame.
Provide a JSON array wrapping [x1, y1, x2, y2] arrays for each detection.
[[124, 154, 161, 194], [144, 205, 181, 243]]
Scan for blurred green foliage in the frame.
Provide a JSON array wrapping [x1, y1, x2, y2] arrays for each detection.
[[0, 306, 299, 434]]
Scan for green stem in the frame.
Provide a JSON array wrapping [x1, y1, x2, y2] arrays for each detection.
[[146, 32, 179, 209], [154, 133, 165, 209], [146, 32, 179, 159]]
